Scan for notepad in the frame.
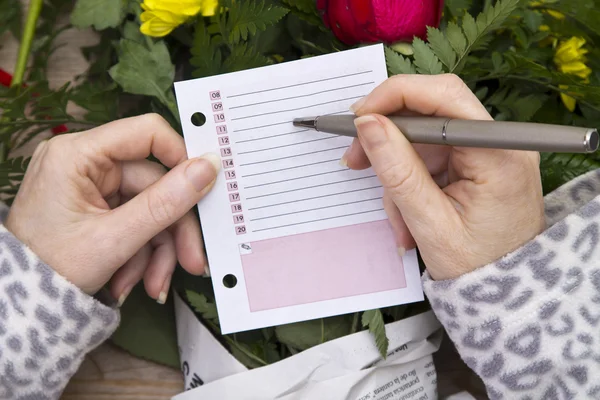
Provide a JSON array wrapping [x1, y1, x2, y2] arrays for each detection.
[[174, 44, 423, 334]]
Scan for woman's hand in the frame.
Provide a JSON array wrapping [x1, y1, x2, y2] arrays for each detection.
[[343, 74, 546, 280], [5, 114, 219, 304]]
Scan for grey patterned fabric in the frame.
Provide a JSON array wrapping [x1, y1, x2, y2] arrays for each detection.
[[0, 203, 120, 399], [424, 168, 600, 399]]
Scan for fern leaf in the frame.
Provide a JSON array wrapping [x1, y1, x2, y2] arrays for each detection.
[[412, 38, 444, 75], [224, 0, 289, 44], [449, 0, 523, 73], [445, 22, 467, 62], [362, 309, 389, 358], [222, 43, 273, 73], [384, 46, 416, 75], [186, 290, 219, 322], [427, 26, 457, 70], [190, 21, 223, 78]]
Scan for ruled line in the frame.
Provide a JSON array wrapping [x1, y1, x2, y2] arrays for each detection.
[[245, 175, 377, 200], [232, 110, 349, 133], [247, 185, 382, 210], [241, 159, 339, 178], [250, 197, 383, 221], [244, 169, 348, 189], [231, 95, 364, 121], [237, 137, 338, 155], [235, 129, 309, 144], [239, 146, 348, 167], [252, 208, 384, 232], [226, 71, 373, 98], [228, 82, 374, 109]]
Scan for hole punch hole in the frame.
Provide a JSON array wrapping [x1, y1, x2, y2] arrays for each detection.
[[191, 112, 206, 127], [223, 274, 237, 288]]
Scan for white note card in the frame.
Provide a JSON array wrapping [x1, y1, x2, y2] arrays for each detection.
[[174, 44, 423, 334]]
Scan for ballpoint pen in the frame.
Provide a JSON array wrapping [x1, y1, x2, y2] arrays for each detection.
[[293, 115, 599, 153]]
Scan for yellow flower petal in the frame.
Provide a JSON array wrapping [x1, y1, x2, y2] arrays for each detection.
[[560, 92, 577, 112], [140, 19, 176, 37]]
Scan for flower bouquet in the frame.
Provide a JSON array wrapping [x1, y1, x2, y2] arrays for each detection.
[[1, 0, 600, 396]]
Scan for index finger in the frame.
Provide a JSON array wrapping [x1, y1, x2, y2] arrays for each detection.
[[78, 113, 187, 169], [351, 74, 492, 121]]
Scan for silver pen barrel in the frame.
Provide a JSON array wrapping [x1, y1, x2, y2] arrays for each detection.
[[295, 115, 599, 153]]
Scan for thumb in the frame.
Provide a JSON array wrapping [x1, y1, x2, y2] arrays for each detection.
[[103, 153, 220, 259], [355, 115, 456, 237]]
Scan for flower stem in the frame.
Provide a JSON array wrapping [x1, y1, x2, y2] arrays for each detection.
[[1, 0, 44, 164], [11, 0, 43, 88]]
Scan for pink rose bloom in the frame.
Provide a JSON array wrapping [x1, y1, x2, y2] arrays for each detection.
[[317, 0, 445, 45]]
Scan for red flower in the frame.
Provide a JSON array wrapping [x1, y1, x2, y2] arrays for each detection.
[[317, 0, 445, 45]]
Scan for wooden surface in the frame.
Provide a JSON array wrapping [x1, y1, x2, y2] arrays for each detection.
[[0, 13, 185, 399]]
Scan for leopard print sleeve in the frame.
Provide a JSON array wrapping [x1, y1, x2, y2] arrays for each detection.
[[0, 204, 120, 399], [423, 169, 600, 399]]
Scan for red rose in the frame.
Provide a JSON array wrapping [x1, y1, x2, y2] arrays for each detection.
[[317, 0, 445, 45]]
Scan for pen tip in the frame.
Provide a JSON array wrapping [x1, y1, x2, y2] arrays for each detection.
[[293, 117, 317, 129]]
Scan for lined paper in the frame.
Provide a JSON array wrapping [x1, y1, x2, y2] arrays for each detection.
[[224, 70, 385, 238], [174, 44, 423, 334]]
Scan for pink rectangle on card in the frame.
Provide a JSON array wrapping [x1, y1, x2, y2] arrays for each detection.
[[240, 219, 406, 312]]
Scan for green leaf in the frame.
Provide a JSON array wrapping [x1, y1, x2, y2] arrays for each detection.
[[412, 38, 444, 75], [109, 38, 175, 110], [190, 20, 223, 78], [362, 309, 389, 358], [427, 26, 457, 70], [449, 0, 523, 73], [446, 21, 467, 56], [523, 9, 543, 32], [275, 316, 352, 351], [71, 0, 125, 30], [186, 290, 219, 322], [222, 0, 289, 44], [385, 46, 416, 75], [541, 153, 600, 195], [222, 43, 273, 73], [0, 0, 22, 38], [111, 283, 180, 368], [541, 0, 600, 37], [445, 0, 473, 18]]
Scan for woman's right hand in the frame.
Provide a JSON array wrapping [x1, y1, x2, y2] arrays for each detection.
[[343, 74, 546, 281]]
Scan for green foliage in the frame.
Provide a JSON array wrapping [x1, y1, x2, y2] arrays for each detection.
[[0, 0, 22, 39], [111, 283, 180, 368], [541, 153, 600, 194], [275, 316, 352, 351], [70, 0, 125, 30], [362, 309, 389, 358], [222, 0, 288, 43], [109, 38, 177, 116], [384, 46, 416, 75], [190, 0, 290, 78]]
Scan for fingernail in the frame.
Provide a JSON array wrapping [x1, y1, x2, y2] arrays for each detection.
[[349, 97, 366, 113], [202, 263, 211, 277], [186, 153, 221, 191], [398, 247, 406, 257], [339, 156, 348, 167], [117, 285, 132, 307], [354, 115, 386, 148], [200, 152, 221, 172], [339, 140, 354, 167], [157, 274, 172, 305]]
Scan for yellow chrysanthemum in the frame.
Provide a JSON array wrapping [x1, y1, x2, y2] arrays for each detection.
[[140, 0, 218, 37], [553, 37, 592, 112]]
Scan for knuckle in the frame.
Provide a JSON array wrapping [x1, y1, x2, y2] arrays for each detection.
[[142, 113, 169, 129], [442, 73, 466, 92], [146, 190, 177, 226]]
